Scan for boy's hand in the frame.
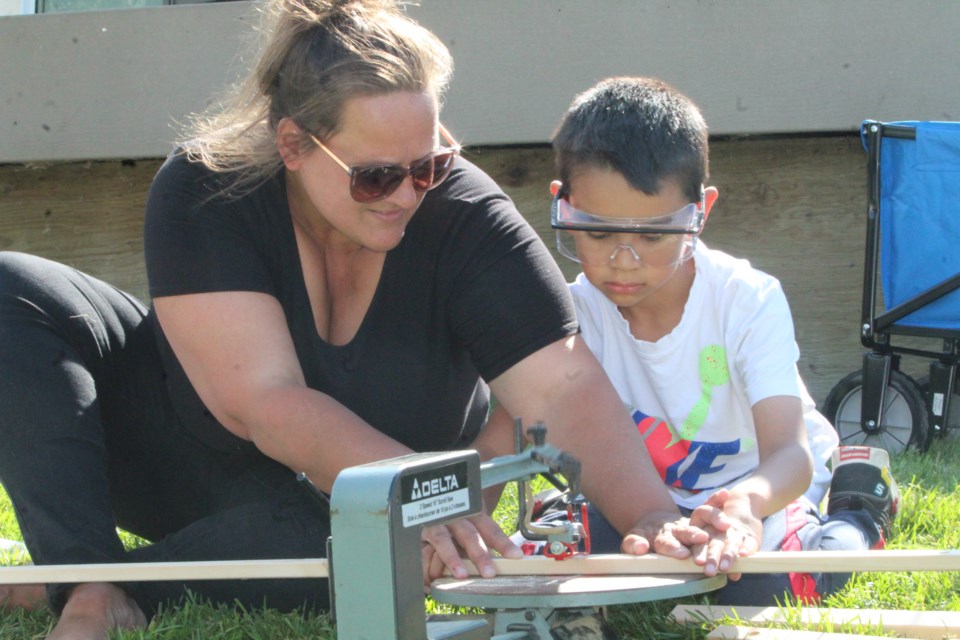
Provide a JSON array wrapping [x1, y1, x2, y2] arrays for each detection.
[[688, 488, 762, 578], [619, 510, 710, 558], [420, 514, 523, 590]]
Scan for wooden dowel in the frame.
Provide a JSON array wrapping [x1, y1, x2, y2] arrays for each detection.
[[0, 559, 329, 584], [0, 549, 956, 586], [480, 549, 960, 576], [706, 625, 926, 640], [674, 605, 960, 640]]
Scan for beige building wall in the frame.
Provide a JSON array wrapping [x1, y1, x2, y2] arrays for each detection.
[[2, 0, 959, 162]]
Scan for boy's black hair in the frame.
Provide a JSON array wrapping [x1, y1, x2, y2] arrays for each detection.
[[552, 76, 708, 203]]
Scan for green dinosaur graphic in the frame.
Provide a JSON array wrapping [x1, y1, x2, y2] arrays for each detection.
[[677, 345, 730, 442]]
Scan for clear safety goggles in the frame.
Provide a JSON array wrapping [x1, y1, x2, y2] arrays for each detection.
[[550, 190, 705, 267]]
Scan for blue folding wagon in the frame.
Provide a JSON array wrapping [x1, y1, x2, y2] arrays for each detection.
[[823, 120, 960, 454]]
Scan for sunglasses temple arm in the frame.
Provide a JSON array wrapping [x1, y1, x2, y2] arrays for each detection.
[[439, 123, 460, 151]]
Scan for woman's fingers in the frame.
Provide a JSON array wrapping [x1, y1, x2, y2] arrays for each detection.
[[420, 542, 448, 590], [420, 514, 522, 586], [469, 514, 524, 561], [421, 524, 469, 581]]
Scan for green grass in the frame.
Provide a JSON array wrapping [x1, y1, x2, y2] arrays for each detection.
[[2, 439, 960, 638]]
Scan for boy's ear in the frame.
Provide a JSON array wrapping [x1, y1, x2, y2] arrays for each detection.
[[702, 186, 719, 221], [277, 117, 307, 171], [550, 180, 562, 197]]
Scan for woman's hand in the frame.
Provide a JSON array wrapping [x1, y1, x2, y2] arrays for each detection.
[[420, 513, 523, 590]]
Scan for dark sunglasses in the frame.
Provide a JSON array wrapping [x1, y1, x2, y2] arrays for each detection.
[[307, 124, 460, 203]]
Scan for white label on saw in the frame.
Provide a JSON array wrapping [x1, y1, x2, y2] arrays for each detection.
[[400, 461, 471, 527]]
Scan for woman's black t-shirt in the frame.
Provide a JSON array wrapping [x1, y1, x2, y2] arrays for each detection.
[[143, 152, 577, 456]]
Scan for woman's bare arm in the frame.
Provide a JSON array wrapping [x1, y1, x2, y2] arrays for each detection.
[[154, 290, 411, 493]]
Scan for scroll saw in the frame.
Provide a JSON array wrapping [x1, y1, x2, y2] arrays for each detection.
[[328, 420, 725, 639]]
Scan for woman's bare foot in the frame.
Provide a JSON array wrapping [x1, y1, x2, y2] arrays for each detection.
[[47, 582, 146, 640], [0, 583, 46, 610]]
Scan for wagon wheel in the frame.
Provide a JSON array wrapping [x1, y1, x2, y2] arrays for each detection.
[[916, 375, 960, 438], [823, 369, 930, 454]]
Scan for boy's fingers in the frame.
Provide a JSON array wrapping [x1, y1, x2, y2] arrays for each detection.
[[692, 519, 760, 577], [689, 505, 733, 533], [662, 520, 709, 549], [701, 488, 730, 509], [629, 523, 703, 559], [620, 532, 652, 556]]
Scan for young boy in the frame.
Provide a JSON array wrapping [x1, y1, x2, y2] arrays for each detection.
[[543, 76, 899, 605]]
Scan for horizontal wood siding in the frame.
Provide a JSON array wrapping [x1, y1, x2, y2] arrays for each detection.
[[0, 135, 894, 404]]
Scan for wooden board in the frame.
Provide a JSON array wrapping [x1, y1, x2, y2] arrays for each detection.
[[673, 605, 960, 640], [707, 625, 925, 640]]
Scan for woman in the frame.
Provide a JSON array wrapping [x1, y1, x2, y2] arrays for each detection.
[[0, 1, 735, 637]]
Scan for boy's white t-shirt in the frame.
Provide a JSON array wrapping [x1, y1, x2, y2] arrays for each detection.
[[569, 242, 837, 511]]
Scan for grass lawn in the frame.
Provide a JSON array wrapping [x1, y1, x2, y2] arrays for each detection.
[[1, 437, 959, 638]]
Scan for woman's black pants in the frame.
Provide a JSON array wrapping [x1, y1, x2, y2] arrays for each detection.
[[0, 252, 329, 615]]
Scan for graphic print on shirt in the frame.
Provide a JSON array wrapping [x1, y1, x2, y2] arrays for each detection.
[[633, 345, 747, 491]]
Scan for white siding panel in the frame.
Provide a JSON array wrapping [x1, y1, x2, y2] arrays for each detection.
[[2, 0, 959, 162]]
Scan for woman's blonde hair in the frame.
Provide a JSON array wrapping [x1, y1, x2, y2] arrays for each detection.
[[181, 0, 453, 194]]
